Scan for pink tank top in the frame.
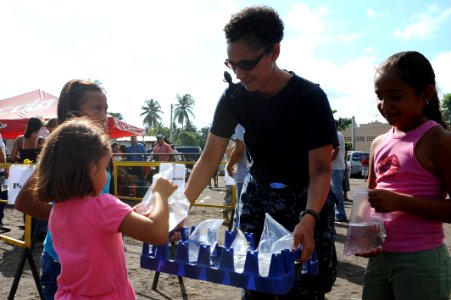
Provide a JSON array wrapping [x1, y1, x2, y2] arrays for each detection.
[[374, 120, 447, 252]]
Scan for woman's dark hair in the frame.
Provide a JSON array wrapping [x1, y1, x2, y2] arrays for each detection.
[[37, 118, 111, 203], [24, 117, 43, 138], [224, 6, 284, 50], [57, 80, 103, 124], [377, 51, 448, 129]]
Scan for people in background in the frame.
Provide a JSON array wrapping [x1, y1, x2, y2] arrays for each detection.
[[360, 153, 369, 182], [342, 143, 351, 201], [153, 134, 174, 162], [10, 117, 45, 163], [0, 125, 8, 231], [45, 118, 58, 134], [226, 124, 250, 229], [331, 121, 348, 222], [126, 136, 146, 181]]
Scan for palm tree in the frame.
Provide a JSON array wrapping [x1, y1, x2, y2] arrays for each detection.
[[442, 93, 451, 126], [173, 94, 195, 131], [109, 112, 124, 120], [140, 99, 163, 129]]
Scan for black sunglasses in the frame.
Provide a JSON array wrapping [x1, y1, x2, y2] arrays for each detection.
[[224, 48, 270, 71]]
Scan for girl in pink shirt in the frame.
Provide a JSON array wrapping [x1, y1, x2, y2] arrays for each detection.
[[361, 51, 451, 299], [35, 118, 176, 300]]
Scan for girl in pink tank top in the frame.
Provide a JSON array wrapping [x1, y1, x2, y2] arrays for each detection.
[[361, 51, 451, 300]]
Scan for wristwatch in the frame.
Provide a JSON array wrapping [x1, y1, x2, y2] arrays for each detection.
[[299, 209, 320, 224]]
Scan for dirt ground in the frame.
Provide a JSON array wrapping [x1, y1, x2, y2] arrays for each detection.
[[1, 177, 450, 300]]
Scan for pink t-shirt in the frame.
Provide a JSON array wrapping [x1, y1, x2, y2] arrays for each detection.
[[153, 142, 173, 162], [50, 194, 135, 299], [374, 120, 447, 252]]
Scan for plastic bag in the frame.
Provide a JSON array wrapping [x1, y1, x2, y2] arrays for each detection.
[[257, 213, 293, 276], [230, 228, 250, 273], [188, 219, 224, 263], [343, 188, 386, 256], [135, 163, 190, 231]]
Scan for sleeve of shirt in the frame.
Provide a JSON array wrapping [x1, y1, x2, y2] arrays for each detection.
[[93, 194, 133, 234], [306, 86, 339, 150], [210, 90, 238, 138]]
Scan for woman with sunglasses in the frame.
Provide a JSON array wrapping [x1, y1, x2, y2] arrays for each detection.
[[185, 6, 338, 299]]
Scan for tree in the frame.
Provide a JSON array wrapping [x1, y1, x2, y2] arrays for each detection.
[[173, 94, 195, 131], [336, 117, 352, 131], [109, 112, 123, 120], [184, 119, 197, 133], [174, 131, 199, 146], [442, 93, 451, 125], [140, 99, 163, 130]]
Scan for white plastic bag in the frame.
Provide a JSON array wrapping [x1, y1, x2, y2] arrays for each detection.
[[343, 188, 386, 256], [257, 213, 293, 276], [230, 228, 250, 273], [188, 219, 224, 263], [135, 163, 190, 231]]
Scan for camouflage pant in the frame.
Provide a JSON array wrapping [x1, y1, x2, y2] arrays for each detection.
[[239, 174, 337, 299]]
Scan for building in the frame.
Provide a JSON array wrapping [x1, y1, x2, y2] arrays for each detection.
[[342, 121, 391, 152]]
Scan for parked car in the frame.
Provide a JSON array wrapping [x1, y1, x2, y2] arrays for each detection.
[[173, 146, 202, 162], [173, 146, 202, 179], [346, 151, 369, 177]]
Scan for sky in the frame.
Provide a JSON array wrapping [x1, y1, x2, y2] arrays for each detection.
[[0, 0, 450, 129]]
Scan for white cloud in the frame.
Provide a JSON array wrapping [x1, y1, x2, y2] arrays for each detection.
[[336, 32, 367, 44], [432, 51, 451, 97], [281, 4, 380, 124], [394, 7, 451, 41], [0, 0, 238, 128], [285, 3, 329, 48]]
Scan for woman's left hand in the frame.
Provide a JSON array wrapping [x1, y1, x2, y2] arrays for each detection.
[[292, 215, 315, 263]]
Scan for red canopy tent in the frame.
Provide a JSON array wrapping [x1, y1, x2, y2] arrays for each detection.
[[0, 89, 145, 139]]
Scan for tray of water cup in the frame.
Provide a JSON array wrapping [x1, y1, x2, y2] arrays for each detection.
[[140, 227, 319, 294]]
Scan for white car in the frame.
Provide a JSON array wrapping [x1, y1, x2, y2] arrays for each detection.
[[346, 151, 369, 177]]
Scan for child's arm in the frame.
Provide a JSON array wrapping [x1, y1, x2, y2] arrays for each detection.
[[120, 177, 176, 245], [367, 134, 385, 189], [15, 170, 52, 220]]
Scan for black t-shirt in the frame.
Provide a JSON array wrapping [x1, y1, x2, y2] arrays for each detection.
[[210, 72, 338, 187]]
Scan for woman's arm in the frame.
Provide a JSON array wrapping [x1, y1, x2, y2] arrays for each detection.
[[15, 171, 52, 220], [292, 144, 333, 263], [9, 137, 21, 163], [184, 133, 229, 206]]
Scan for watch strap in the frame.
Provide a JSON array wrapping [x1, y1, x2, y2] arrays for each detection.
[[299, 209, 320, 224]]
